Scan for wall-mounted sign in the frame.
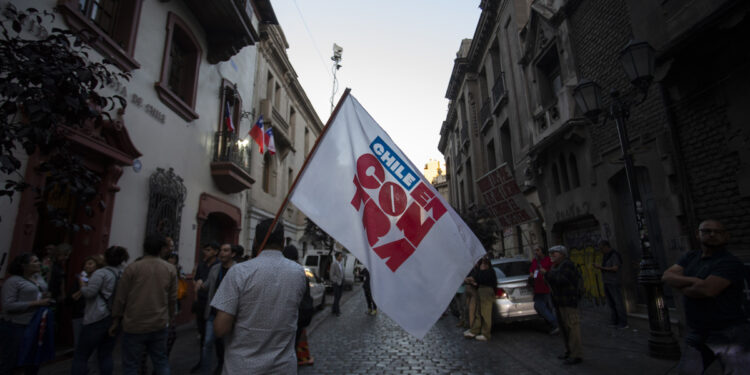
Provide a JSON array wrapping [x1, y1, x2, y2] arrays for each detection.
[[476, 163, 537, 228]]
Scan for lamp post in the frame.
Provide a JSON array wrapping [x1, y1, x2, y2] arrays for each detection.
[[573, 40, 681, 359]]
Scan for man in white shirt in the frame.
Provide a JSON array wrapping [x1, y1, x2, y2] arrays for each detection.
[[211, 219, 306, 374], [330, 252, 344, 316]]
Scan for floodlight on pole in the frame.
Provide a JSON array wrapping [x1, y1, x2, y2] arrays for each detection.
[[330, 43, 343, 114]]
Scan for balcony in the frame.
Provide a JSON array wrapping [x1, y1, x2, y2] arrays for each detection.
[[492, 73, 508, 113], [210, 131, 254, 194], [480, 97, 492, 131], [182, 0, 277, 63]]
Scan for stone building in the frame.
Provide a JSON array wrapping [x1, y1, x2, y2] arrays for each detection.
[[438, 0, 749, 333]]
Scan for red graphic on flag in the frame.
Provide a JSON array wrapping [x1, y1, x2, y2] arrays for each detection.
[[224, 101, 235, 132]]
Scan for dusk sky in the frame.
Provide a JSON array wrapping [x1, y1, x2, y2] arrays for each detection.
[[270, 0, 482, 170]]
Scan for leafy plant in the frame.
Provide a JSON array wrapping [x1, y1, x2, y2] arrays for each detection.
[[0, 4, 129, 229], [303, 218, 335, 251]]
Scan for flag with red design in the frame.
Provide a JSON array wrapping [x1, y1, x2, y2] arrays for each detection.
[[224, 101, 235, 132], [288, 93, 485, 339], [249, 115, 264, 154], [265, 127, 276, 155]]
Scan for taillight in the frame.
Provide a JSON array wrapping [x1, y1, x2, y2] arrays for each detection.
[[495, 288, 507, 299]]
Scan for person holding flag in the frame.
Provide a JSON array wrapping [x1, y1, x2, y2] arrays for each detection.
[[279, 89, 485, 339], [249, 115, 264, 154]]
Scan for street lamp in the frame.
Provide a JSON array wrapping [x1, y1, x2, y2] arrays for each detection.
[[573, 40, 681, 359]]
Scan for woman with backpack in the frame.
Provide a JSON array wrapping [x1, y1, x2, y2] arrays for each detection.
[[71, 245, 130, 375]]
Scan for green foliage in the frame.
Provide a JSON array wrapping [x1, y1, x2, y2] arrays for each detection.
[[0, 4, 129, 228]]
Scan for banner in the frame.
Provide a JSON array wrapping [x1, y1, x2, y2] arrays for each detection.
[[476, 164, 537, 228], [289, 93, 485, 339]]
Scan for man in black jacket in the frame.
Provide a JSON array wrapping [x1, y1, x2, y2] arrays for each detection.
[[545, 245, 583, 365]]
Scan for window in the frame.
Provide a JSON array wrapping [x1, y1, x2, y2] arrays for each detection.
[[551, 164, 561, 195], [266, 73, 274, 101], [289, 107, 297, 145], [274, 83, 282, 108], [486, 139, 497, 171], [500, 121, 513, 165], [569, 154, 581, 188], [59, 0, 143, 71], [466, 158, 474, 204], [288, 168, 293, 194], [304, 127, 310, 155], [558, 155, 570, 192], [262, 153, 277, 195], [155, 12, 202, 121], [537, 45, 562, 107]]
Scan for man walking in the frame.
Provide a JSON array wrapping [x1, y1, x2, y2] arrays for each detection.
[[110, 234, 177, 375], [198, 243, 240, 375], [361, 267, 377, 315], [190, 242, 219, 372], [545, 245, 583, 365], [662, 220, 750, 374], [594, 240, 628, 329], [330, 252, 344, 317], [211, 219, 307, 374]]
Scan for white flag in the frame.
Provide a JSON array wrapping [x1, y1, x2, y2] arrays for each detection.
[[289, 93, 485, 339]]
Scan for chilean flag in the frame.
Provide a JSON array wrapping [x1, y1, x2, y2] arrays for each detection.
[[224, 101, 235, 132], [265, 127, 276, 155], [249, 115, 264, 154]]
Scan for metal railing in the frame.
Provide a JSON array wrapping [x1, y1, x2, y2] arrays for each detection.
[[213, 131, 251, 174]]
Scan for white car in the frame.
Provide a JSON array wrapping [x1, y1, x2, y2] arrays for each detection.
[[305, 267, 326, 309], [491, 258, 539, 323]]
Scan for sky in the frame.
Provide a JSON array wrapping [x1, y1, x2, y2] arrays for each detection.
[[269, 0, 482, 170]]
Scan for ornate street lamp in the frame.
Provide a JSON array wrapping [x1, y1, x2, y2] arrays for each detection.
[[573, 40, 681, 359]]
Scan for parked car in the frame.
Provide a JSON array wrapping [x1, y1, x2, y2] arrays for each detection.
[[302, 249, 357, 290], [305, 267, 326, 310], [491, 257, 539, 324]]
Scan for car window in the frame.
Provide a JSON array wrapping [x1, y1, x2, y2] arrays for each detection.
[[304, 255, 318, 266], [493, 261, 531, 279]]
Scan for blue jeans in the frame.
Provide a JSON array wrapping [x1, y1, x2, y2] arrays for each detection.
[[0, 320, 38, 375], [200, 317, 224, 375], [122, 328, 170, 375], [71, 316, 117, 375], [677, 324, 750, 375], [332, 283, 343, 314], [533, 293, 558, 329], [604, 283, 628, 326]]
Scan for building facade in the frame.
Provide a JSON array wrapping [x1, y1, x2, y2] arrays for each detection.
[[0, 0, 322, 337], [438, 0, 749, 333]]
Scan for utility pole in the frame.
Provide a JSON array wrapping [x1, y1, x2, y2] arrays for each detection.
[[330, 43, 343, 115]]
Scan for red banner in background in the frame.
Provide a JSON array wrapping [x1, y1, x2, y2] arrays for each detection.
[[476, 163, 537, 228]]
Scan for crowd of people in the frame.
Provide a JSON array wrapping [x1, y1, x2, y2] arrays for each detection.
[[453, 219, 749, 370]]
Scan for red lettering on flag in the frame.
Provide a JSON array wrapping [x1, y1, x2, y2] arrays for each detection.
[[396, 202, 435, 248], [378, 181, 407, 217], [372, 238, 415, 272], [357, 154, 385, 189], [409, 183, 447, 221], [350, 176, 369, 210], [363, 199, 390, 247]]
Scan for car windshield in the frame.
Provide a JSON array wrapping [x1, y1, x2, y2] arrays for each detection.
[[493, 260, 531, 279]]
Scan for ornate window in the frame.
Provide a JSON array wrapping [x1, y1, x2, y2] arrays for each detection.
[[155, 12, 202, 121], [59, 0, 143, 71], [262, 153, 277, 196], [146, 167, 187, 249]]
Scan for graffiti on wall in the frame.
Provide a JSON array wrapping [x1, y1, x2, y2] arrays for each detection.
[[563, 226, 605, 304]]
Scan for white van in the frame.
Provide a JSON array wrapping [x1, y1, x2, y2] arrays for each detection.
[[302, 249, 356, 290]]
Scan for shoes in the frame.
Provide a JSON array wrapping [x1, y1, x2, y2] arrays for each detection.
[[549, 327, 560, 335], [557, 352, 570, 360], [463, 329, 476, 338], [563, 357, 582, 365], [617, 324, 630, 329], [370, 309, 377, 315], [475, 335, 488, 341], [366, 309, 372, 315], [298, 357, 315, 366]]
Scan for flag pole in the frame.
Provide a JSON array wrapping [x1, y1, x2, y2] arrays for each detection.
[[257, 88, 352, 254]]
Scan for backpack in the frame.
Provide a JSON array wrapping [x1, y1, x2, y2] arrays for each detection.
[[98, 267, 120, 312]]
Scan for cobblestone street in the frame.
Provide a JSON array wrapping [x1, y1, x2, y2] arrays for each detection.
[[40, 283, 693, 375]]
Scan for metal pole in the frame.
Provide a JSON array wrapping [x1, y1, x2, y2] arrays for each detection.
[[611, 95, 681, 359]]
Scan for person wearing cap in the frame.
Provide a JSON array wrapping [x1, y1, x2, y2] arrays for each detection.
[[544, 245, 583, 365]]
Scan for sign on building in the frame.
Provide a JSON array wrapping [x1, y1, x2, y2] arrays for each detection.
[[477, 163, 537, 228]]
